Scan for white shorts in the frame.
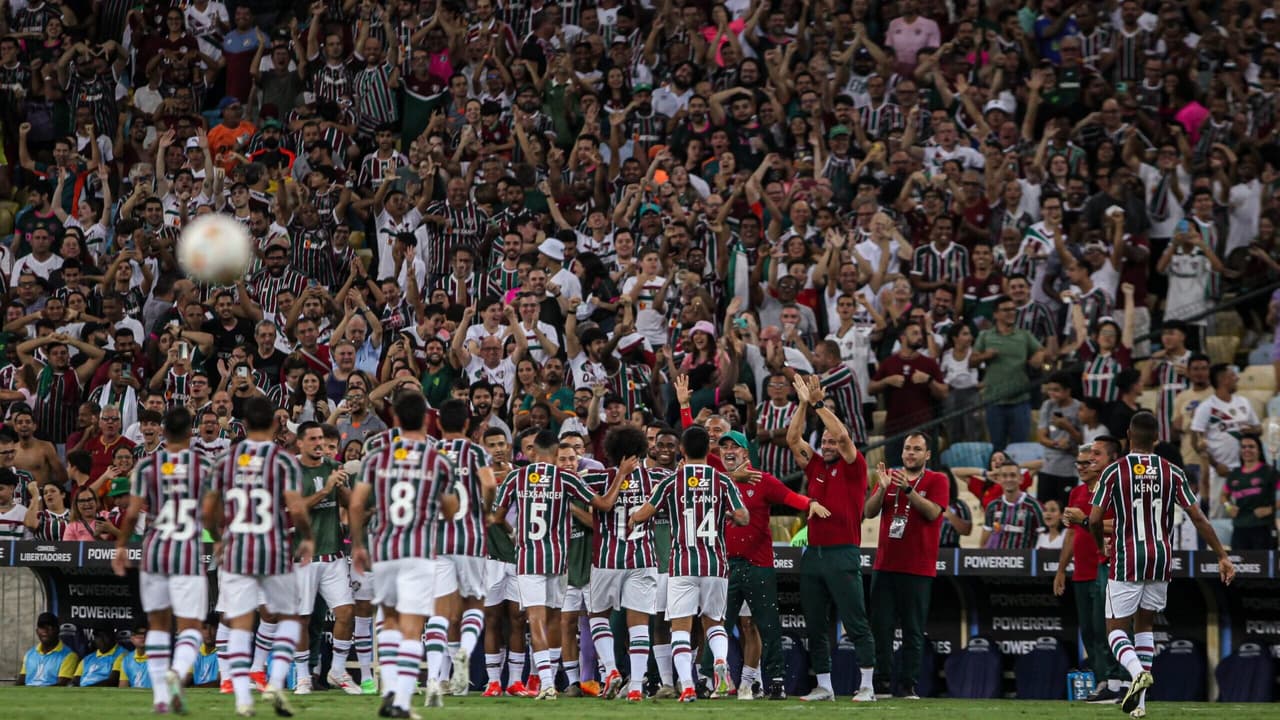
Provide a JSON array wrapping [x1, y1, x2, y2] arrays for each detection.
[[563, 586, 588, 613], [296, 559, 354, 615], [350, 567, 374, 602], [517, 574, 567, 609], [587, 567, 658, 614], [220, 572, 298, 618], [667, 576, 728, 621], [140, 572, 208, 620], [373, 558, 437, 616], [1105, 580, 1169, 618], [484, 560, 519, 607], [655, 573, 668, 614], [434, 555, 488, 600]]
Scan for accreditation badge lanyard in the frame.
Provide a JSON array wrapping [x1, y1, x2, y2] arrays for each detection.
[[887, 472, 924, 539]]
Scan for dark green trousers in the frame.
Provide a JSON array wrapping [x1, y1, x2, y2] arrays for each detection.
[[870, 570, 932, 686], [1075, 564, 1121, 681], [725, 558, 784, 681], [799, 545, 875, 671]]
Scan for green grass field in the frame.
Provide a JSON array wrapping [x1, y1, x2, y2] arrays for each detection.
[[0, 688, 1274, 719]]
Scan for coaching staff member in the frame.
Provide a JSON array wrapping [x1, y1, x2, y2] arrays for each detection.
[[786, 375, 876, 702], [863, 431, 948, 699]]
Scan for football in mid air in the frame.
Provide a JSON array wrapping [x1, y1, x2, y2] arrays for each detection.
[[177, 213, 253, 284]]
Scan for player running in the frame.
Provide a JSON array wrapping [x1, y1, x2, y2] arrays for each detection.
[[350, 392, 459, 719], [491, 429, 625, 700], [629, 426, 749, 702], [583, 426, 663, 701], [1089, 411, 1235, 718], [202, 397, 314, 718], [425, 400, 497, 703], [113, 407, 215, 715]]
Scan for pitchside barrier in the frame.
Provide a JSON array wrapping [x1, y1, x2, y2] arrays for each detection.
[[1, 541, 1278, 698]]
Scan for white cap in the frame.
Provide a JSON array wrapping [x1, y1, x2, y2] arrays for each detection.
[[538, 238, 565, 261]]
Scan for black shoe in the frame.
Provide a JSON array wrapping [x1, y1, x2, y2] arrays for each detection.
[[899, 684, 920, 700], [875, 678, 892, 696], [378, 693, 395, 717], [695, 680, 712, 700], [765, 680, 787, 700], [385, 709, 413, 719], [1086, 686, 1123, 704]]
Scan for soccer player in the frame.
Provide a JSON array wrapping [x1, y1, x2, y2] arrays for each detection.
[[629, 425, 749, 703], [202, 396, 314, 718], [350, 392, 459, 718], [354, 425, 409, 693], [582, 426, 664, 700], [113, 407, 215, 714], [1089, 411, 1235, 718], [293, 422, 362, 694], [426, 400, 497, 701], [480, 428, 528, 697], [491, 429, 625, 700], [646, 426, 680, 697]]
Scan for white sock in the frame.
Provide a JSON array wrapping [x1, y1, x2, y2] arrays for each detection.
[[377, 630, 403, 692], [1108, 678, 1122, 691], [860, 667, 874, 690], [653, 643, 673, 686], [330, 638, 352, 677], [268, 620, 300, 690], [741, 665, 759, 687], [1135, 631, 1155, 710], [353, 616, 374, 680], [705, 625, 728, 663], [533, 649, 554, 688], [424, 617, 448, 684], [564, 659, 580, 684], [1108, 630, 1144, 679], [485, 651, 505, 683], [172, 628, 202, 679], [395, 639, 423, 710], [508, 652, 525, 685], [228, 629, 254, 706], [216, 622, 231, 682], [293, 650, 311, 683], [589, 617, 617, 675], [441, 641, 459, 682], [252, 621, 277, 672], [627, 625, 650, 691], [671, 630, 694, 689], [817, 672, 833, 692], [459, 609, 485, 658], [146, 630, 172, 706]]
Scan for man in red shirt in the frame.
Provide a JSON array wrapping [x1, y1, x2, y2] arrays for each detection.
[[84, 404, 134, 492], [718, 430, 829, 700], [869, 322, 947, 464], [786, 375, 876, 702], [863, 431, 948, 699], [1054, 439, 1123, 703]]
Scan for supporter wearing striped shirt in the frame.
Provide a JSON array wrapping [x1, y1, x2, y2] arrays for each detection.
[[420, 177, 491, 282], [248, 242, 308, 317], [0, 470, 30, 540], [980, 459, 1045, 550], [24, 480, 70, 541], [352, 33, 401, 138], [357, 126, 410, 191], [306, 31, 356, 105], [811, 340, 869, 445], [910, 216, 968, 305], [17, 332, 106, 448]]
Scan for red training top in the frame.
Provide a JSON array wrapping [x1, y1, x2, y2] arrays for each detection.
[[873, 469, 950, 577], [804, 452, 869, 547], [1066, 480, 1113, 582], [726, 470, 810, 567]]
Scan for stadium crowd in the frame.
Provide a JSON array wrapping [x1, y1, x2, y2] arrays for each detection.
[[0, 0, 1277, 712]]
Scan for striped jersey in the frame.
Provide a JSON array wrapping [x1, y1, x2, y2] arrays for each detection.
[[433, 438, 491, 557], [210, 440, 304, 576], [820, 363, 867, 444], [31, 509, 69, 541], [584, 466, 660, 570], [1079, 344, 1131, 403], [1153, 351, 1191, 443], [132, 448, 216, 575], [858, 100, 904, 140], [354, 62, 399, 134], [646, 464, 744, 578], [756, 400, 800, 479], [421, 200, 490, 276], [1016, 300, 1058, 345], [911, 241, 971, 288], [486, 262, 522, 297], [360, 436, 454, 562], [494, 462, 595, 575], [1113, 28, 1151, 82], [1092, 453, 1197, 582], [981, 492, 1045, 550]]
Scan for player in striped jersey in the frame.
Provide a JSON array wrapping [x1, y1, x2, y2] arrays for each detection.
[[491, 429, 625, 700], [113, 407, 213, 715], [202, 397, 314, 718], [756, 372, 800, 479], [583, 426, 657, 701], [425, 400, 497, 701], [630, 426, 749, 703], [1089, 412, 1233, 717], [350, 392, 459, 717], [980, 458, 1045, 549]]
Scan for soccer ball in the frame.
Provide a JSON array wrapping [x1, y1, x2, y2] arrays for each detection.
[[177, 213, 254, 284]]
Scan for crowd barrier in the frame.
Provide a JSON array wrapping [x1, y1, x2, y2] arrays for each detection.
[[3, 542, 1278, 695]]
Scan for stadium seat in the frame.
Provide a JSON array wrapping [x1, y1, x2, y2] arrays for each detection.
[[943, 637, 1002, 699], [1205, 335, 1240, 366], [864, 438, 885, 475], [872, 410, 886, 435], [1014, 637, 1069, 699], [1247, 344, 1274, 367], [770, 515, 797, 542], [1148, 639, 1205, 701], [1238, 365, 1276, 394], [1138, 390, 1159, 413], [1213, 311, 1244, 337], [940, 442, 992, 471], [1004, 442, 1045, 467], [1268, 396, 1280, 419], [1215, 643, 1274, 702]]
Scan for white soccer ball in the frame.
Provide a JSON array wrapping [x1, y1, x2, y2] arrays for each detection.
[[177, 213, 254, 284]]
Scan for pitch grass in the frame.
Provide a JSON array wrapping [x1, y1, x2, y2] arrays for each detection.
[[0, 688, 1275, 719]]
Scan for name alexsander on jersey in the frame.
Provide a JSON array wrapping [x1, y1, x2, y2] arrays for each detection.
[[361, 436, 455, 563], [647, 464, 744, 578], [210, 440, 304, 576], [495, 462, 595, 575], [585, 466, 659, 569], [132, 448, 215, 575], [434, 438, 490, 557], [1092, 453, 1198, 583]]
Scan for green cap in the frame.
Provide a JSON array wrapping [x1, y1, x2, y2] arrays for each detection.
[[828, 124, 852, 139], [108, 477, 130, 497], [718, 430, 750, 449]]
